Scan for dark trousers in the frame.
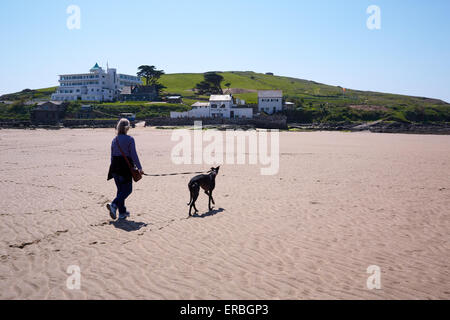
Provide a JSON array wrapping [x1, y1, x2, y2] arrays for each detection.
[[112, 175, 132, 214]]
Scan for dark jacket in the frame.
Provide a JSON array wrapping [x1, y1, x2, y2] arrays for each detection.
[[108, 135, 141, 183], [108, 156, 134, 182]]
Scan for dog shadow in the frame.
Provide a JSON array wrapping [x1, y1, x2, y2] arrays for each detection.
[[109, 219, 148, 232], [192, 208, 225, 219]]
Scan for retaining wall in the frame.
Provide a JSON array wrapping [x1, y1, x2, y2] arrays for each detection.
[[145, 116, 288, 130]]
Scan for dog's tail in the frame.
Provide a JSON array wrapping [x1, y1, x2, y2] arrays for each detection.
[[187, 185, 194, 205], [187, 192, 192, 206], [188, 181, 200, 206], [187, 182, 198, 205]]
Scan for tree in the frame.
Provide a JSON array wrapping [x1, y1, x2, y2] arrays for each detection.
[[154, 83, 167, 96], [225, 82, 231, 91], [195, 81, 213, 95], [194, 72, 224, 95], [137, 65, 166, 95], [137, 65, 165, 86], [204, 72, 224, 94]]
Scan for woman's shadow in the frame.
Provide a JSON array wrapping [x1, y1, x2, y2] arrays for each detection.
[[109, 219, 148, 232], [192, 208, 225, 218], [108, 208, 225, 231]]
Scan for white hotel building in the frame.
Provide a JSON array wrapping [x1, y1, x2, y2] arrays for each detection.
[[51, 63, 142, 102]]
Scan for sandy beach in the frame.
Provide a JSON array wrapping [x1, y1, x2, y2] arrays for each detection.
[[0, 127, 449, 299]]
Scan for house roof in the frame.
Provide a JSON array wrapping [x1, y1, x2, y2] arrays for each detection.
[[210, 95, 232, 101], [167, 96, 182, 99], [91, 63, 101, 70], [33, 101, 62, 111], [38, 101, 65, 106], [258, 90, 283, 98], [192, 102, 210, 108]]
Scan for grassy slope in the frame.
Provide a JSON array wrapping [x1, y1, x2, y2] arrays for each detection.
[[160, 71, 448, 107], [3, 71, 448, 108], [0, 87, 58, 101], [160, 71, 450, 123], [2, 71, 449, 122], [160, 71, 345, 104]]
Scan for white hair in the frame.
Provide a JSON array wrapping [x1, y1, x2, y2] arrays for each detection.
[[116, 118, 130, 135]]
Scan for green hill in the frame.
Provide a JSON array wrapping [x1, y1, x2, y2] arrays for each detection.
[[1, 71, 449, 123], [0, 87, 58, 101], [160, 71, 450, 123], [159, 71, 448, 107]]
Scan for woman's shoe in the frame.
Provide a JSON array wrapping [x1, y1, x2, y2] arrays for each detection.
[[118, 212, 130, 220], [107, 203, 117, 220]]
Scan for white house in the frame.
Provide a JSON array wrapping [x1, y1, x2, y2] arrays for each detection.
[[171, 103, 210, 119], [170, 94, 253, 119], [209, 95, 234, 118], [258, 90, 283, 114], [51, 63, 142, 102]]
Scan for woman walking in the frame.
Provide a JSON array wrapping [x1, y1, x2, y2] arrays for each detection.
[[107, 118, 144, 220]]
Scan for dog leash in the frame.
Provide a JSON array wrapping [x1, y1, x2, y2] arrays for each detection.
[[143, 171, 207, 177]]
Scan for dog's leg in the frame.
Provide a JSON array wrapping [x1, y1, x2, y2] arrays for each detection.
[[191, 188, 200, 215], [189, 195, 192, 216], [210, 191, 215, 205], [189, 192, 199, 216], [208, 192, 214, 211]]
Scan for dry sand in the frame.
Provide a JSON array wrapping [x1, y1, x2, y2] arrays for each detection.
[[0, 128, 449, 299]]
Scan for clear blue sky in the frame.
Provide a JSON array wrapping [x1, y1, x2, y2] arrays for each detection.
[[0, 0, 449, 102]]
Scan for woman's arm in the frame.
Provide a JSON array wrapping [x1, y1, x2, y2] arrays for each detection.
[[129, 137, 143, 170], [111, 140, 114, 163]]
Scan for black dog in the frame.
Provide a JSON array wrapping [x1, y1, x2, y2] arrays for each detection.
[[187, 166, 220, 216]]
